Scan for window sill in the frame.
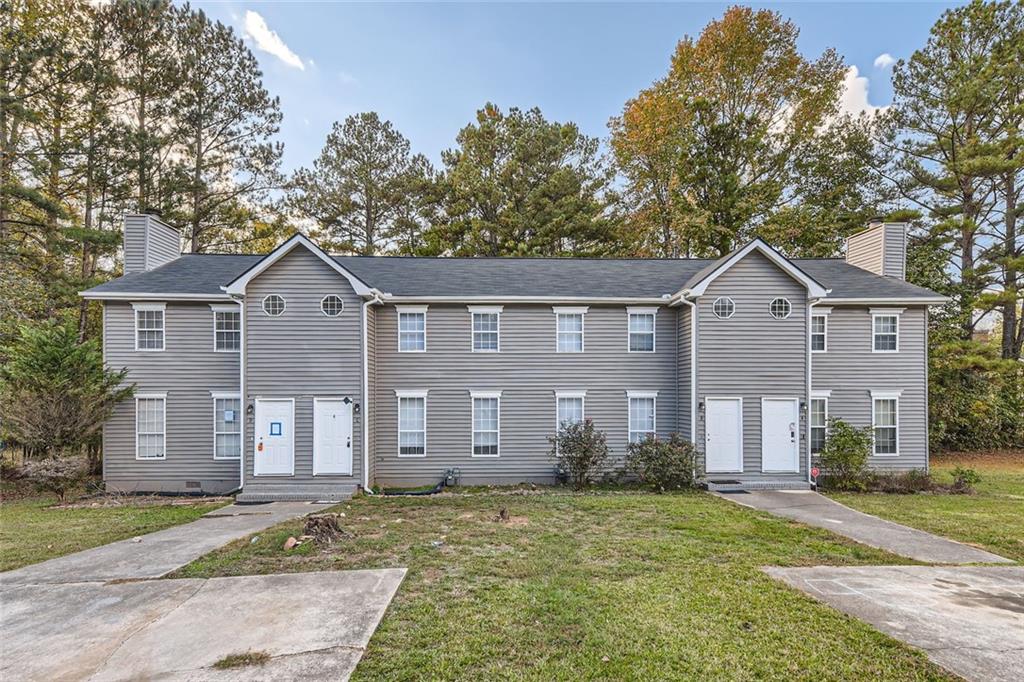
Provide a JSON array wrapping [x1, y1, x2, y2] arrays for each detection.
[[135, 456, 166, 461], [397, 453, 427, 458], [471, 454, 500, 458], [213, 456, 241, 461]]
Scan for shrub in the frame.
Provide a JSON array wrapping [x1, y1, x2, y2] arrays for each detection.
[[818, 418, 873, 491], [625, 433, 699, 492], [548, 419, 609, 490], [20, 457, 88, 502], [868, 470, 935, 494], [950, 466, 981, 494]]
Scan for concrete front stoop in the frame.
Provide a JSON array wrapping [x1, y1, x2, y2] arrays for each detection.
[[235, 484, 359, 503]]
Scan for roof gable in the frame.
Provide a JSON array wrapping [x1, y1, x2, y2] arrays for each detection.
[[678, 239, 829, 299], [222, 234, 375, 297]]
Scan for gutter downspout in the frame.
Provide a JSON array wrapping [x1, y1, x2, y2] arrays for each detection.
[[806, 298, 821, 486], [362, 290, 385, 493]]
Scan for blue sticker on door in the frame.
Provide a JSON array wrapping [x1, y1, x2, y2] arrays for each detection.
[[270, 422, 282, 436]]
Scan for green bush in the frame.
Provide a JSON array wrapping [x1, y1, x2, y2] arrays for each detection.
[[818, 418, 873, 491], [950, 466, 981, 493], [625, 433, 699, 492], [548, 419, 609, 490]]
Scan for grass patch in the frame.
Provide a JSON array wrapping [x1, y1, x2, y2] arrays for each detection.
[[831, 450, 1024, 563], [0, 490, 228, 571], [213, 651, 271, 669], [176, 489, 951, 680]]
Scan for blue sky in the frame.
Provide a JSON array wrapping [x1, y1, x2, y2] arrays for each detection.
[[194, 2, 958, 173]]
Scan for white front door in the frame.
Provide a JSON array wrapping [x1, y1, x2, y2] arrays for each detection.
[[254, 399, 294, 476], [761, 398, 799, 472], [705, 398, 743, 473], [313, 398, 353, 476]]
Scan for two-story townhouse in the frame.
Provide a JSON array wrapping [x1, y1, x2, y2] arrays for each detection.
[[81, 215, 946, 500]]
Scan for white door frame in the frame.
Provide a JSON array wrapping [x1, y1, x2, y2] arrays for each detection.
[[253, 398, 295, 476], [760, 396, 800, 473], [705, 396, 744, 473], [313, 397, 353, 476]]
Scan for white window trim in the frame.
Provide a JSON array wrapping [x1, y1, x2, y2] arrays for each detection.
[[468, 305, 503, 353], [212, 393, 241, 460], [135, 393, 167, 461], [769, 297, 792, 320], [553, 306, 588, 353], [809, 396, 829, 456], [396, 390, 428, 458], [871, 309, 902, 353], [554, 391, 587, 427], [712, 297, 735, 319], [626, 307, 657, 353], [261, 294, 286, 317], [811, 313, 828, 353], [870, 391, 901, 457], [132, 302, 166, 352], [320, 294, 345, 317], [470, 391, 501, 458], [210, 304, 241, 353], [627, 392, 657, 444], [397, 305, 428, 353]]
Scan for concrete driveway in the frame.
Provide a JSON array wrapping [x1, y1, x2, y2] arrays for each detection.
[[767, 565, 1024, 682]]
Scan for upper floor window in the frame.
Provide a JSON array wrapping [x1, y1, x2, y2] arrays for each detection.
[[712, 297, 735, 319], [811, 314, 828, 352], [627, 391, 657, 444], [469, 306, 502, 352], [213, 395, 241, 459], [133, 302, 165, 351], [872, 392, 899, 455], [769, 297, 791, 320], [262, 294, 285, 317], [471, 392, 501, 457], [872, 308, 902, 352], [136, 394, 166, 459], [810, 396, 828, 455], [398, 306, 427, 352], [321, 295, 344, 317], [554, 307, 587, 353], [627, 307, 656, 352], [212, 305, 240, 352]]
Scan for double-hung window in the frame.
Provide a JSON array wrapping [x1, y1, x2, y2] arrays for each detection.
[[398, 306, 427, 352], [471, 392, 501, 457], [627, 307, 656, 352], [627, 392, 657, 444], [212, 305, 240, 352], [811, 309, 830, 353], [872, 308, 902, 352], [136, 394, 166, 459], [397, 390, 427, 457], [133, 302, 165, 351], [554, 307, 587, 353], [555, 392, 585, 434], [469, 306, 501, 352], [810, 395, 829, 455], [872, 392, 899, 455], [213, 394, 241, 459]]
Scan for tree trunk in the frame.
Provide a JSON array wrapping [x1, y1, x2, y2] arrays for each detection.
[[1002, 172, 1021, 360]]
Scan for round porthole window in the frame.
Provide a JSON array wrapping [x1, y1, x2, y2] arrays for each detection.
[[321, 295, 344, 317], [769, 297, 792, 320], [262, 294, 286, 317], [712, 297, 735, 319]]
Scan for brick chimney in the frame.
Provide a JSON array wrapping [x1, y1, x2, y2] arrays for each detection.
[[845, 220, 906, 280], [123, 213, 181, 274]]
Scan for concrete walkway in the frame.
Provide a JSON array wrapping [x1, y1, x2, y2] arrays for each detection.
[[713, 489, 1012, 564], [766, 565, 1024, 682], [0, 501, 332, 586]]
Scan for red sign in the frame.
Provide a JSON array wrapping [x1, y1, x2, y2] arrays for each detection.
[[811, 467, 820, 478]]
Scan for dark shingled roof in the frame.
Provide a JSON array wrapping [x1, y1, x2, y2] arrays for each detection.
[[82, 253, 944, 301]]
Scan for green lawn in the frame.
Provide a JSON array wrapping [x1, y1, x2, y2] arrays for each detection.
[[176, 489, 951, 680], [831, 451, 1024, 563], [0, 492, 228, 572]]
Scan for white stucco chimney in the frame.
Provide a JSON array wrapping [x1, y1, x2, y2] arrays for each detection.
[[845, 219, 907, 280], [123, 213, 182, 274]]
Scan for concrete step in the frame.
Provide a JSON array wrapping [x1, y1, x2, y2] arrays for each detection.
[[236, 484, 358, 503], [705, 479, 812, 492]]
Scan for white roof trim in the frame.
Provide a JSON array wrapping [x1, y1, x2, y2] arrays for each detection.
[[467, 305, 504, 314], [680, 239, 829, 299], [385, 296, 671, 304], [82, 292, 234, 302], [826, 297, 948, 305], [222, 233, 374, 297]]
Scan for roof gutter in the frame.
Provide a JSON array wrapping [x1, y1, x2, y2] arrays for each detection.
[[379, 294, 674, 305], [80, 291, 233, 302]]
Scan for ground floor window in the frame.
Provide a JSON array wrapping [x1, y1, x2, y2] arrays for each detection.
[[872, 396, 898, 455], [136, 395, 166, 459], [214, 396, 241, 459], [810, 398, 828, 455], [472, 394, 500, 456], [628, 393, 656, 444], [398, 394, 427, 456]]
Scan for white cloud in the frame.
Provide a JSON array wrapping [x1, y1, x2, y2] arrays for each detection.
[[837, 65, 887, 118], [873, 53, 896, 69], [338, 71, 358, 85], [307, 58, 316, 68], [243, 11, 304, 70]]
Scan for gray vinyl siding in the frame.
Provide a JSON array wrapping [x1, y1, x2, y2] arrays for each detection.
[[123, 215, 148, 274], [103, 301, 240, 493], [695, 251, 808, 478], [146, 217, 181, 270], [846, 225, 884, 276], [883, 223, 906, 280], [242, 247, 363, 487], [677, 304, 693, 440], [372, 303, 678, 486], [366, 305, 377, 483], [811, 305, 928, 470]]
